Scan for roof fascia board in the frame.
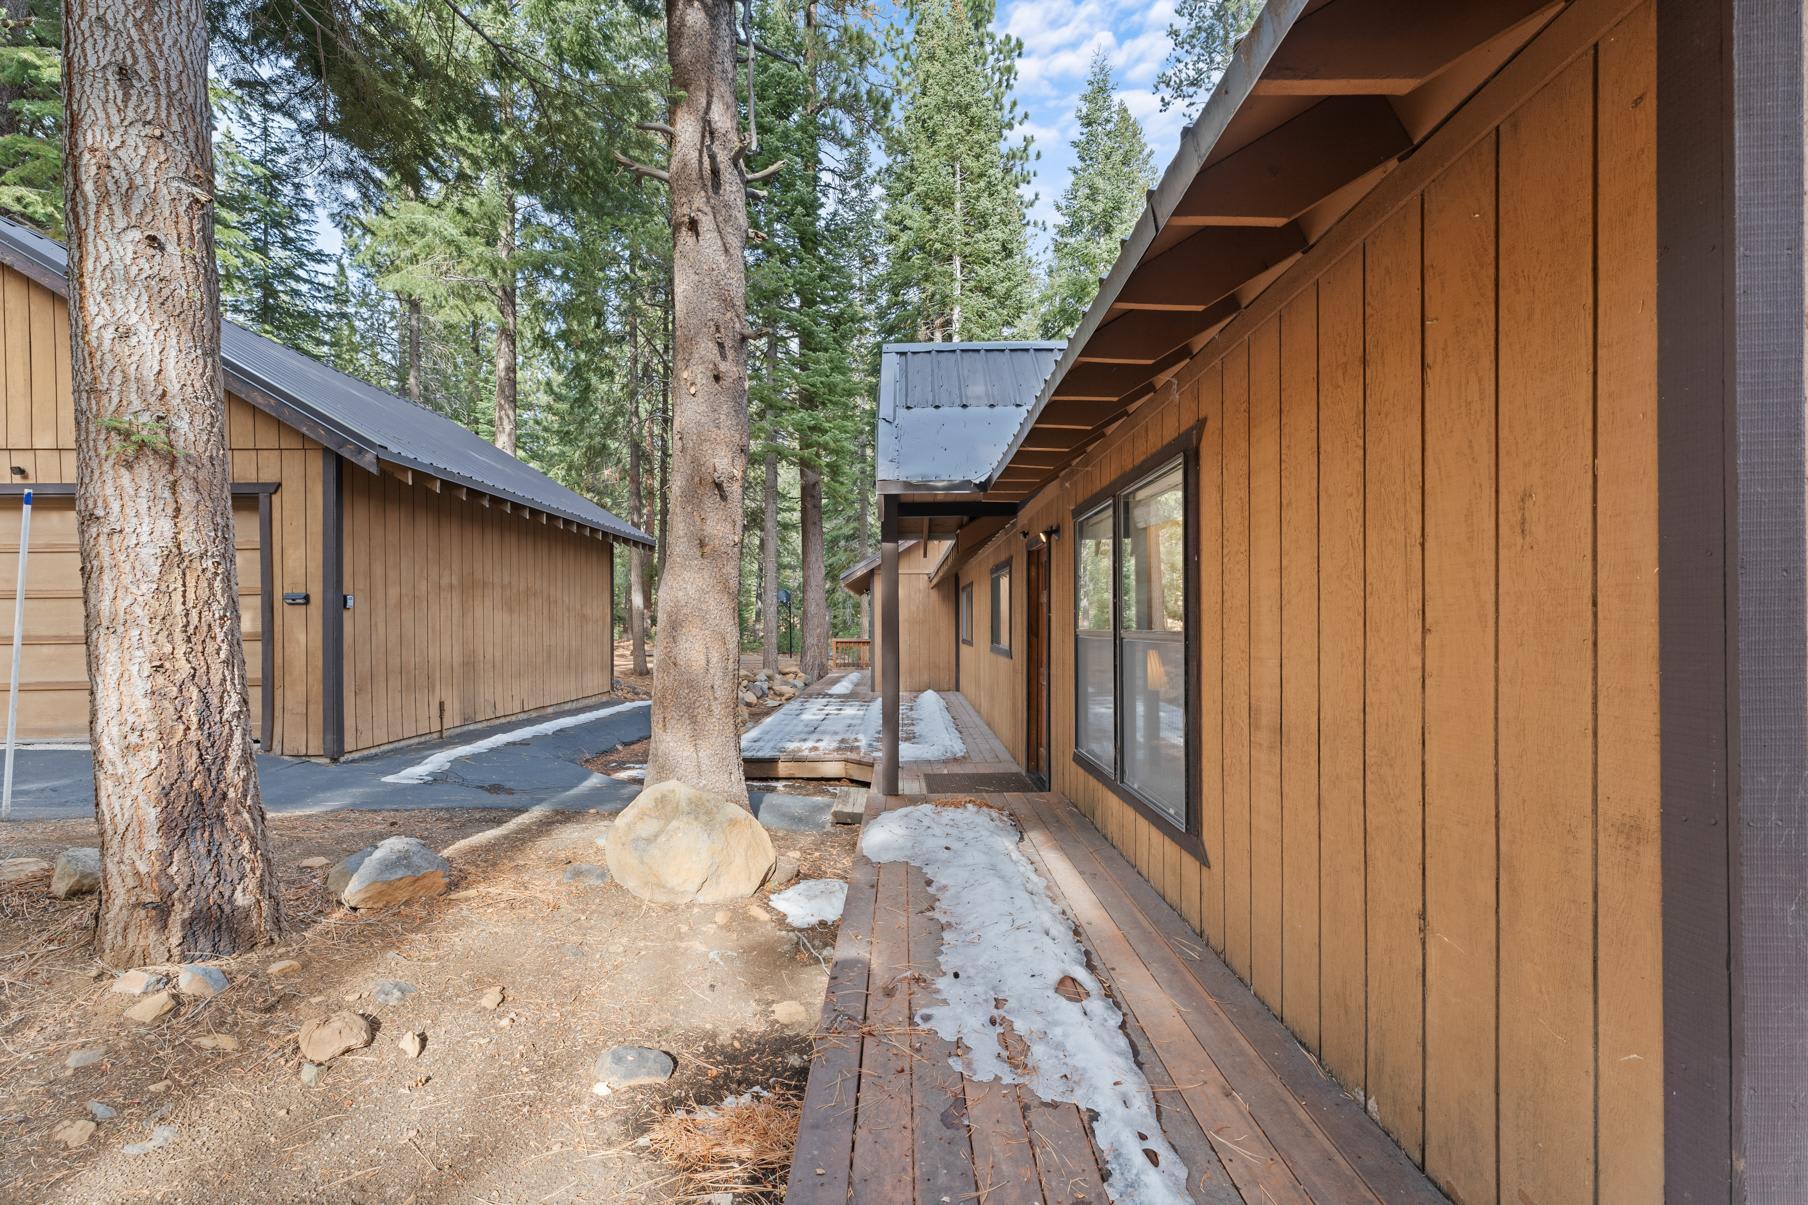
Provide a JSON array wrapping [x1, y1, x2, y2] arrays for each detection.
[[984, 0, 1311, 489]]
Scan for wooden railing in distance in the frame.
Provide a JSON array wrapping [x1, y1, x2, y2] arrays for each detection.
[[830, 638, 870, 667]]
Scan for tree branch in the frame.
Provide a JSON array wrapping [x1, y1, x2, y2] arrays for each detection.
[[636, 121, 675, 139], [743, 158, 787, 184], [613, 150, 669, 184], [735, 36, 803, 68]]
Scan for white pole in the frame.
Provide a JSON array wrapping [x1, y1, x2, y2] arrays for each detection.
[[3, 488, 31, 820]]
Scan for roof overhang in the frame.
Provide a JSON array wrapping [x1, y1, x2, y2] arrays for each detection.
[[986, 0, 1568, 499]]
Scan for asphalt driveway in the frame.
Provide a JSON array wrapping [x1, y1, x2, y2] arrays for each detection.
[[3, 699, 835, 830]]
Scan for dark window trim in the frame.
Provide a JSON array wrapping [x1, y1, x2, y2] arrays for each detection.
[[989, 557, 1012, 657], [959, 580, 974, 646], [1070, 421, 1204, 860]]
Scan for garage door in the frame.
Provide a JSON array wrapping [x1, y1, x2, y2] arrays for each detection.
[[0, 493, 265, 742]]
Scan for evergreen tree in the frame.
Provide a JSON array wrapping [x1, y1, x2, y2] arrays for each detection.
[[0, 0, 60, 233], [1155, 0, 1260, 120], [1039, 52, 1153, 339], [215, 93, 335, 357], [882, 0, 1034, 342]]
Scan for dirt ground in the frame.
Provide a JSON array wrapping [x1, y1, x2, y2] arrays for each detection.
[[0, 804, 856, 1203]]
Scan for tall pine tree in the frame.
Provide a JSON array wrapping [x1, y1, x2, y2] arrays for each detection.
[[882, 0, 1033, 342], [1039, 52, 1152, 339], [215, 93, 335, 357], [1155, 0, 1260, 120]]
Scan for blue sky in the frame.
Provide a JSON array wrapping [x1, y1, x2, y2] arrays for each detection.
[[995, 0, 1187, 251]]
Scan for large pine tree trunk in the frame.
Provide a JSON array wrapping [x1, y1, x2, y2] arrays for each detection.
[[760, 451, 778, 671], [626, 287, 649, 677], [493, 184, 518, 455], [798, 462, 828, 681], [404, 297, 423, 405], [64, 0, 282, 967], [647, 0, 751, 807]]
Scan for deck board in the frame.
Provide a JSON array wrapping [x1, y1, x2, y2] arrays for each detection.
[[786, 694, 1447, 1204]]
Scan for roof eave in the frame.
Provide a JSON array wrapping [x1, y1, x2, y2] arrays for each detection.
[[983, 0, 1313, 490]]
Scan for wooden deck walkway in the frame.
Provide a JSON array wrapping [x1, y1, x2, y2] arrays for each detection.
[[786, 703, 1446, 1203]]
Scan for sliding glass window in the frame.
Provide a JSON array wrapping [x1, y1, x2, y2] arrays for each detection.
[[1073, 458, 1188, 828]]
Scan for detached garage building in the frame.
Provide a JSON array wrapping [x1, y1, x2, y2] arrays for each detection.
[[0, 218, 651, 758]]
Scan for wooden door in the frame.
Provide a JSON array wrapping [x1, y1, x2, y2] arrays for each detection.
[[1026, 541, 1051, 786]]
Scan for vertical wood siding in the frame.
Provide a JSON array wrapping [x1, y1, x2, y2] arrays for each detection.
[[947, 8, 1660, 1199], [338, 470, 614, 754], [870, 540, 958, 693]]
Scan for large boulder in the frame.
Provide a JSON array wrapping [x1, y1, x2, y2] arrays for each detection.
[[50, 848, 100, 899], [604, 781, 775, 904], [328, 838, 450, 909]]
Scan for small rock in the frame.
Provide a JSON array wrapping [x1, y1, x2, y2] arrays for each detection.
[[593, 1045, 675, 1090], [192, 1034, 239, 1052], [476, 987, 505, 1011], [561, 863, 609, 887], [739, 690, 758, 706], [368, 980, 415, 1007], [123, 991, 176, 1025], [768, 855, 800, 890], [266, 959, 302, 977], [296, 1011, 372, 1063], [147, 1081, 170, 1094], [49, 848, 101, 899], [703, 1194, 734, 1205], [771, 1000, 810, 1025], [175, 965, 228, 998], [299, 1063, 324, 1086], [329, 838, 451, 909], [121, 1124, 177, 1156], [713, 910, 731, 925], [86, 1101, 117, 1121], [398, 1030, 426, 1059], [64, 1047, 107, 1070], [0, 857, 50, 885], [296, 856, 330, 869], [52, 1119, 96, 1149], [830, 789, 866, 826], [110, 970, 167, 996]]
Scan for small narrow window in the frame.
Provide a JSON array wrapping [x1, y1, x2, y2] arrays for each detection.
[[959, 582, 974, 645], [989, 560, 1011, 655]]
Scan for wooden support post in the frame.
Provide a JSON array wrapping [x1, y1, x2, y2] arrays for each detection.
[[1659, 0, 1808, 1198], [880, 495, 900, 797]]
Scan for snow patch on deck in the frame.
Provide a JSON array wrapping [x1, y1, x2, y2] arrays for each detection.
[[861, 803, 1190, 1205], [825, 670, 864, 696], [740, 689, 966, 764]]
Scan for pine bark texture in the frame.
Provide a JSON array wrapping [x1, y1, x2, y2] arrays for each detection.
[[798, 463, 828, 680], [647, 0, 751, 808], [627, 292, 649, 677], [64, 0, 281, 966], [492, 186, 518, 454], [404, 296, 422, 405], [761, 450, 778, 671]]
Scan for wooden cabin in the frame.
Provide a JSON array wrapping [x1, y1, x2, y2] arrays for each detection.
[[0, 218, 651, 760], [839, 539, 958, 693], [860, 0, 1807, 1198]]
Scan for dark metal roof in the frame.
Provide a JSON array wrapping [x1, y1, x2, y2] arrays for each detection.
[[877, 341, 1062, 492], [0, 217, 653, 547]]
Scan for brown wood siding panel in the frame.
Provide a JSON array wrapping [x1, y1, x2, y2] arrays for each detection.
[[1421, 131, 1500, 1205], [1278, 287, 1320, 1050], [1197, 362, 1226, 951], [1593, 5, 1663, 1197], [1316, 247, 1368, 1100], [1248, 317, 1283, 1009], [1363, 197, 1425, 1161], [1220, 340, 1253, 980], [1497, 53, 1598, 1202], [337, 476, 616, 755]]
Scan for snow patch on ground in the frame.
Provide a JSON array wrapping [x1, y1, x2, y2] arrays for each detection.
[[898, 690, 966, 761], [860, 804, 1189, 1205], [826, 671, 864, 696], [769, 879, 848, 928], [381, 700, 650, 784], [740, 690, 965, 763]]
